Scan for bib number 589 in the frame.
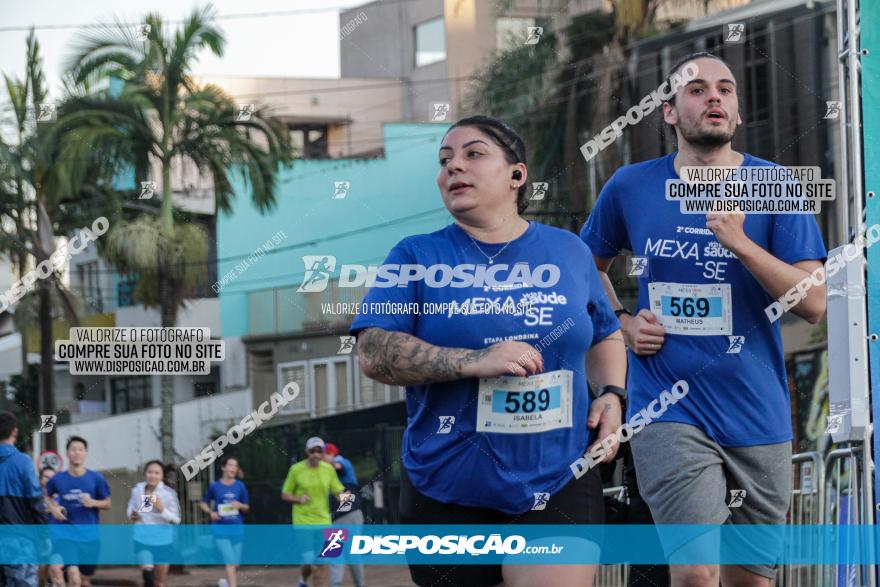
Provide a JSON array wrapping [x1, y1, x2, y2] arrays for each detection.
[[504, 389, 551, 413]]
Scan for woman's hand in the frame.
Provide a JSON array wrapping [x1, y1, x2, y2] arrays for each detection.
[[462, 341, 544, 378]]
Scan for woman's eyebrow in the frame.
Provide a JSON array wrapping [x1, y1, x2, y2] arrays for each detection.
[[439, 139, 490, 153]]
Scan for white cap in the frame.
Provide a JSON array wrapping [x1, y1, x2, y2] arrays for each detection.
[[306, 437, 325, 451]]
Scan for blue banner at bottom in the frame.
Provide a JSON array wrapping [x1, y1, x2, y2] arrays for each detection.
[[0, 525, 878, 565]]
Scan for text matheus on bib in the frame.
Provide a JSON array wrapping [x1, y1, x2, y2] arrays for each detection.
[[581, 153, 827, 447], [351, 222, 619, 514]]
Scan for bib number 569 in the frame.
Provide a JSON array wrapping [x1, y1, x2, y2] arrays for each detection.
[[504, 389, 551, 413], [668, 296, 710, 317]]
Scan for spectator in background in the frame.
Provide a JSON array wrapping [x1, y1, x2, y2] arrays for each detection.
[[127, 460, 181, 587], [281, 437, 348, 587], [0, 411, 47, 587], [45, 436, 111, 587], [200, 456, 249, 587], [324, 443, 365, 587]]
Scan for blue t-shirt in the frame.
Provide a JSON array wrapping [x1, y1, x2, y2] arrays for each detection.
[[581, 153, 827, 446], [351, 221, 619, 514], [46, 469, 111, 542], [203, 480, 248, 535], [333, 456, 358, 488]]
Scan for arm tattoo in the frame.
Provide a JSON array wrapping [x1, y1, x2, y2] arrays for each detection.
[[359, 328, 488, 386]]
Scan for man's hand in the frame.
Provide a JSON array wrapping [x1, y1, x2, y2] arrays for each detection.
[[462, 341, 544, 378], [706, 207, 749, 254], [210, 512, 221, 522], [80, 495, 96, 508], [230, 500, 245, 510], [586, 393, 623, 464], [622, 309, 666, 355], [297, 495, 311, 505]]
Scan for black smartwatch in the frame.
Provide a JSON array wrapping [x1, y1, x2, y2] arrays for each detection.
[[598, 384, 627, 405], [614, 308, 632, 318]]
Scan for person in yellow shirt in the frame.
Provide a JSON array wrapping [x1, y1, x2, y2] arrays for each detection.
[[281, 437, 347, 587]]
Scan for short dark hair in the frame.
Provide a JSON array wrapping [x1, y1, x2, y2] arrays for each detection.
[[143, 459, 164, 475], [0, 411, 17, 441], [40, 466, 56, 476], [66, 436, 88, 451], [664, 51, 735, 105], [444, 115, 530, 214]]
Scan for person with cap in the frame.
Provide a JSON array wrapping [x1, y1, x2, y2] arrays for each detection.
[[281, 437, 349, 587], [323, 443, 365, 587]]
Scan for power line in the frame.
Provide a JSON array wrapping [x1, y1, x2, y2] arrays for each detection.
[[0, 1, 414, 33]]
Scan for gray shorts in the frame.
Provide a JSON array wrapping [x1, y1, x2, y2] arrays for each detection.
[[630, 422, 791, 579]]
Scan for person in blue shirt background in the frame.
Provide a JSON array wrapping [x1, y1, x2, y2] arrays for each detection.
[[45, 436, 111, 587], [354, 115, 627, 587], [200, 456, 249, 587], [0, 411, 47, 587], [324, 443, 365, 587], [582, 52, 827, 587]]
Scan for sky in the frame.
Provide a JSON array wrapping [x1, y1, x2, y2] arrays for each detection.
[[0, 0, 372, 97]]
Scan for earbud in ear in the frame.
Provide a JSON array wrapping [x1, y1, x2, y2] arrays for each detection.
[[512, 170, 522, 181]]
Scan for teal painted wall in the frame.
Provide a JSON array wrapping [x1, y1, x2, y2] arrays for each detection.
[[217, 123, 452, 337]]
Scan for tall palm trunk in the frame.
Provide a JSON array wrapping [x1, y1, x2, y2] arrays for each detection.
[[38, 277, 55, 451], [159, 160, 176, 465]]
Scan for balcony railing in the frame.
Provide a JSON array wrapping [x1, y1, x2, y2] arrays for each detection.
[[247, 279, 368, 336]]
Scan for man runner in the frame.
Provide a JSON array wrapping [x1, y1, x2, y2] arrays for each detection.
[[581, 52, 827, 586]]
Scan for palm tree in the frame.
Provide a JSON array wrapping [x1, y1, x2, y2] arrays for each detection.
[[0, 31, 118, 450], [64, 5, 293, 464]]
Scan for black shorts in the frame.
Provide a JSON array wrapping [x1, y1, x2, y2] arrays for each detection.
[[53, 540, 99, 576], [400, 465, 604, 587]]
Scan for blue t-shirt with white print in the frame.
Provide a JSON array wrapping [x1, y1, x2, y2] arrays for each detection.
[[350, 221, 619, 514], [581, 153, 827, 447]]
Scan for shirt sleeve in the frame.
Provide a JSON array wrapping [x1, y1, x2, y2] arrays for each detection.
[[94, 473, 111, 500], [202, 484, 213, 504], [281, 466, 297, 494], [126, 488, 139, 518], [160, 490, 182, 524], [580, 173, 630, 258], [330, 469, 345, 495], [768, 213, 828, 265], [239, 482, 250, 505], [586, 246, 621, 345], [349, 238, 419, 337]]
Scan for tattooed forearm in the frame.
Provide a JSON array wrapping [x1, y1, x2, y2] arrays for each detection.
[[358, 328, 487, 386]]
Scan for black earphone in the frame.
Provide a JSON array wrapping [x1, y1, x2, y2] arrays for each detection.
[[512, 170, 522, 180]]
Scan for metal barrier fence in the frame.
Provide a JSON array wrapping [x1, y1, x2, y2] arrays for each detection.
[[780, 451, 824, 587], [595, 487, 630, 587]]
